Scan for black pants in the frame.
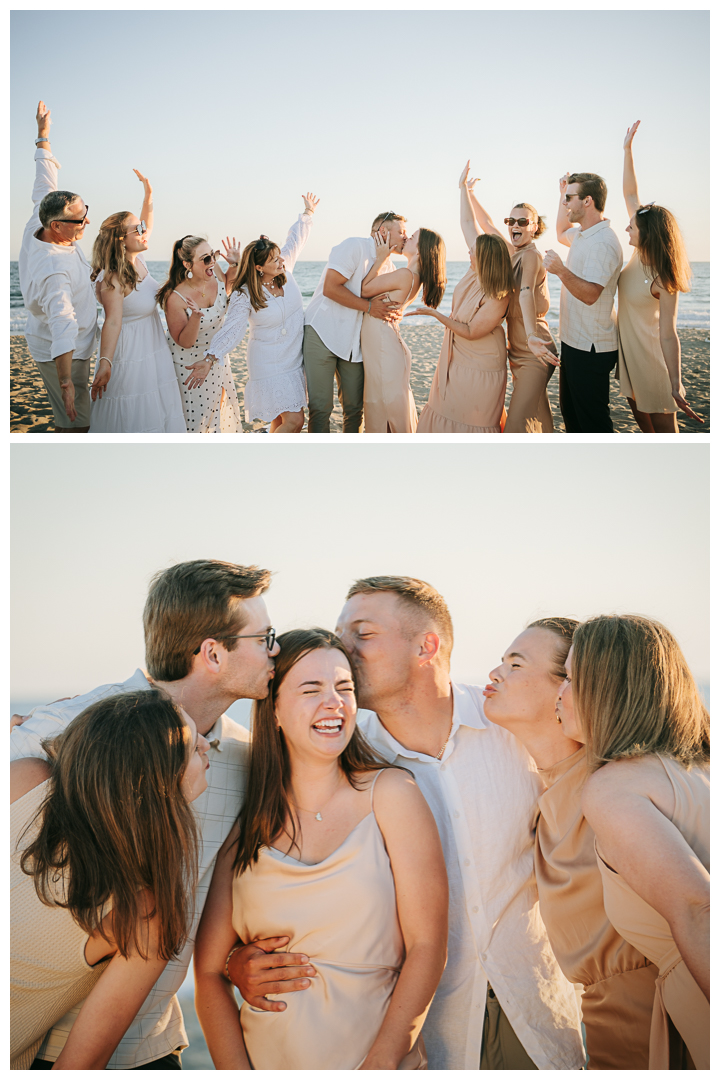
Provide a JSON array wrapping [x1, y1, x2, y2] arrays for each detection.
[[32, 1051, 182, 1070], [559, 341, 618, 433]]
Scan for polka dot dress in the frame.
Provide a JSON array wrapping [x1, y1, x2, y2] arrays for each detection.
[[167, 281, 244, 432]]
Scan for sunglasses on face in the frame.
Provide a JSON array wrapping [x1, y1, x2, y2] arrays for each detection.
[[199, 252, 215, 265], [563, 194, 584, 203], [504, 217, 535, 227], [125, 220, 148, 237], [59, 205, 89, 225], [192, 627, 277, 655]]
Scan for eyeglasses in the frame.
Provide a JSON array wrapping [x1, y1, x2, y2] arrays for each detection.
[[193, 627, 277, 655], [125, 220, 147, 237], [563, 193, 584, 203], [503, 217, 535, 227], [58, 205, 89, 225]]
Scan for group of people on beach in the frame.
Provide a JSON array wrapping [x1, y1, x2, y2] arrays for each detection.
[[19, 102, 701, 434], [11, 559, 709, 1070]]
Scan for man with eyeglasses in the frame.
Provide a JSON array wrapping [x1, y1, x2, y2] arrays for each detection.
[[303, 211, 408, 432], [10, 559, 279, 1070], [18, 102, 98, 432], [542, 172, 623, 432]]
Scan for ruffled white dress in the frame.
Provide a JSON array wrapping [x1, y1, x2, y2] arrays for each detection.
[[90, 257, 186, 433], [205, 214, 312, 423]]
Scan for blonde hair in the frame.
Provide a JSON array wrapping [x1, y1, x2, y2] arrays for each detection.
[[346, 575, 454, 664], [572, 615, 709, 772], [90, 212, 140, 293], [475, 234, 514, 301]]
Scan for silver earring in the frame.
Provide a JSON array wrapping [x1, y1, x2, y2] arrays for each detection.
[[186, 270, 193, 279]]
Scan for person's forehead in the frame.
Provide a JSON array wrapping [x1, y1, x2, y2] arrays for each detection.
[[237, 593, 270, 628], [194, 241, 212, 255], [566, 183, 581, 194], [340, 590, 403, 623]]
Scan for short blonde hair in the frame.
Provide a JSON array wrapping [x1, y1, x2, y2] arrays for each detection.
[[573, 615, 709, 772], [346, 575, 454, 663]]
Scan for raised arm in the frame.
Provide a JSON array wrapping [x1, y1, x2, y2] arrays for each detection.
[[27, 101, 58, 232], [458, 162, 481, 250], [460, 162, 508, 248], [556, 173, 577, 247], [215, 237, 242, 290], [280, 193, 319, 272], [622, 121, 642, 217], [133, 170, 153, 239], [361, 233, 412, 298], [359, 770, 448, 1070]]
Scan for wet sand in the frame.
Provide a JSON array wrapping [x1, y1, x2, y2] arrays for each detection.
[[10, 328, 710, 433]]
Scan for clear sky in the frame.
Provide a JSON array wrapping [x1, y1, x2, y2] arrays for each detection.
[[11, 442, 709, 704], [10, 9, 710, 262]]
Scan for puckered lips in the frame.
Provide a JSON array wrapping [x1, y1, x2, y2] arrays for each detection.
[[482, 683, 497, 698]]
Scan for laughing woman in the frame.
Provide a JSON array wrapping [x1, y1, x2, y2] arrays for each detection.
[[194, 629, 448, 1070]]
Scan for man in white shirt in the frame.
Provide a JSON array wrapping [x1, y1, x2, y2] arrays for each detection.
[[10, 559, 279, 1070], [229, 576, 585, 1070], [18, 102, 98, 432], [302, 212, 407, 432], [543, 172, 623, 433]]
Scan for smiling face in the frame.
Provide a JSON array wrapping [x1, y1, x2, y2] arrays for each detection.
[[564, 184, 589, 225], [506, 206, 538, 249], [180, 710, 210, 802], [258, 245, 284, 281], [51, 196, 90, 243], [122, 213, 148, 255], [183, 240, 215, 282], [274, 647, 356, 763], [483, 628, 564, 730], [626, 214, 639, 247], [556, 645, 584, 743], [336, 591, 421, 711]]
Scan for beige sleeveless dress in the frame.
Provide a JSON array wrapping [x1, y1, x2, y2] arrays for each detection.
[[360, 270, 419, 433], [417, 268, 507, 432], [535, 750, 657, 1069], [504, 244, 557, 433], [11, 781, 110, 1070], [232, 771, 427, 1070], [616, 253, 677, 414], [596, 756, 709, 1069]]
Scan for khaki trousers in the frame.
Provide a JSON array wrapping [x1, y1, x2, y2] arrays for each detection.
[[33, 356, 92, 428], [480, 986, 538, 1070], [303, 325, 364, 433]]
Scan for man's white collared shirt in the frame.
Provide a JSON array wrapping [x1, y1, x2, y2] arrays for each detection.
[[559, 218, 623, 352], [304, 236, 379, 363], [358, 683, 584, 1071]]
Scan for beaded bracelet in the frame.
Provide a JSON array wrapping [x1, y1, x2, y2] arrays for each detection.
[[225, 945, 243, 980]]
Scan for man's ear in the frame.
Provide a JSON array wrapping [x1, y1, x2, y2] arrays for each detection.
[[195, 638, 222, 674], [418, 632, 441, 667]]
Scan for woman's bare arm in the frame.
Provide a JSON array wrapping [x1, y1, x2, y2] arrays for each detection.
[[622, 121, 642, 217]]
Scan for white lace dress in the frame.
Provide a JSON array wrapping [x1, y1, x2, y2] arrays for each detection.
[[167, 280, 243, 432], [204, 213, 312, 423]]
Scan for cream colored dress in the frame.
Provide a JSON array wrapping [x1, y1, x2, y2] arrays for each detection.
[[232, 772, 426, 1070], [360, 270, 419, 433], [617, 253, 677, 414], [417, 268, 507, 432], [535, 750, 657, 1070], [504, 244, 557, 433], [11, 781, 110, 1070], [596, 756, 709, 1070]]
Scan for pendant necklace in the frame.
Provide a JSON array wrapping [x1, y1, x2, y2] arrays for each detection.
[[292, 773, 343, 822], [263, 279, 287, 335]]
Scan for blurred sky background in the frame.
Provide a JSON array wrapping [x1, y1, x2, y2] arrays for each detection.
[[11, 442, 709, 713], [10, 9, 709, 263]]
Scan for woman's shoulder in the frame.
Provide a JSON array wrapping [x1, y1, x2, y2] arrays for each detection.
[[582, 755, 671, 815], [518, 244, 543, 267], [369, 766, 421, 806]]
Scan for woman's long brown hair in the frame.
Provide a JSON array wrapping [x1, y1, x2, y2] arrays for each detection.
[[90, 212, 141, 294], [417, 228, 447, 309], [20, 690, 199, 960], [635, 205, 692, 294], [230, 238, 287, 312], [234, 628, 401, 873]]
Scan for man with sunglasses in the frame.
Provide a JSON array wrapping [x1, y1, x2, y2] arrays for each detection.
[[10, 559, 279, 1069], [303, 211, 408, 432], [542, 172, 623, 432], [18, 102, 98, 432]]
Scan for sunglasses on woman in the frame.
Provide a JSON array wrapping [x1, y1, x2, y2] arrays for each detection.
[[504, 217, 535, 227], [125, 220, 148, 236]]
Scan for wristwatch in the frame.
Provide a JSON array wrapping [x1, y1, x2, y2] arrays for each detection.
[[35, 137, 49, 145]]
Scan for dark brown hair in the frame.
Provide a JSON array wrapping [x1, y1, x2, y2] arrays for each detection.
[[90, 212, 141, 293], [144, 560, 273, 682], [510, 202, 547, 238], [20, 690, 199, 960], [475, 234, 515, 301], [346, 575, 454, 664], [229, 238, 287, 312], [234, 628, 398, 873], [417, 228, 447, 309], [156, 235, 207, 310], [635, 205, 692, 294], [572, 615, 709, 772], [526, 617, 579, 679], [567, 173, 607, 212]]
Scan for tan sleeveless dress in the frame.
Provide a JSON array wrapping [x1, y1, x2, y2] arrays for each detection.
[[504, 244, 557, 433], [596, 756, 709, 1069], [417, 268, 507, 432], [232, 771, 427, 1070], [535, 750, 657, 1069], [616, 253, 677, 414], [361, 271, 419, 433], [11, 781, 110, 1070]]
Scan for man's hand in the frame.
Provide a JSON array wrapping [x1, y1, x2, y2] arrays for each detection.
[[558, 172, 570, 197], [11, 713, 30, 730], [543, 250, 564, 277], [368, 295, 401, 321], [60, 378, 78, 421], [226, 936, 316, 1012], [36, 100, 51, 140]]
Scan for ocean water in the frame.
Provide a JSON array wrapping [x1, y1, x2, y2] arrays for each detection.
[[9, 260, 711, 335]]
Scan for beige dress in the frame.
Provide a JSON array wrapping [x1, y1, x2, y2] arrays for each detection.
[[504, 244, 558, 433], [596, 756, 709, 1070], [535, 750, 657, 1070], [417, 268, 507, 432], [617, 252, 677, 414], [232, 772, 426, 1070], [11, 781, 110, 1070], [360, 271, 419, 433]]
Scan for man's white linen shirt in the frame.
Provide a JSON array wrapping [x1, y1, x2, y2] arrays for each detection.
[[18, 149, 98, 362], [358, 683, 584, 1072], [304, 236, 383, 363], [10, 670, 249, 1068], [559, 219, 623, 352]]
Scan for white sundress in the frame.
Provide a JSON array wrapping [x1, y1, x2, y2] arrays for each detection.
[[167, 279, 243, 432], [205, 213, 312, 423], [90, 257, 186, 433]]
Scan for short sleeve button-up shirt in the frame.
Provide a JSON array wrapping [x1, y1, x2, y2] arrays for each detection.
[[559, 219, 623, 352], [304, 236, 379, 363]]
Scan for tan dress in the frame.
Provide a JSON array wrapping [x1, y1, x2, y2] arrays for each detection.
[[617, 252, 677, 414], [11, 782, 110, 1070], [360, 271, 419, 433], [232, 772, 426, 1070], [417, 268, 507, 432], [596, 756, 709, 1070], [504, 244, 558, 433], [535, 750, 657, 1070]]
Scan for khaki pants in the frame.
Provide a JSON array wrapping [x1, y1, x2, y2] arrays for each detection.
[[303, 325, 364, 433], [33, 355, 92, 428], [480, 986, 538, 1070]]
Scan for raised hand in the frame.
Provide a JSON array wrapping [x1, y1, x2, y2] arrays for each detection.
[[623, 121, 641, 151], [459, 161, 470, 188], [133, 168, 152, 196], [371, 231, 393, 262], [672, 383, 704, 423], [36, 100, 51, 139], [559, 172, 570, 197], [302, 192, 320, 213], [221, 236, 241, 264]]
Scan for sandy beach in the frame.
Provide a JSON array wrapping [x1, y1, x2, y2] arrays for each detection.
[[10, 327, 710, 434]]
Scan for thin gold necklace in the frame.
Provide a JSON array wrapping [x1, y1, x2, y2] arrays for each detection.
[[436, 716, 454, 760], [291, 773, 343, 822]]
